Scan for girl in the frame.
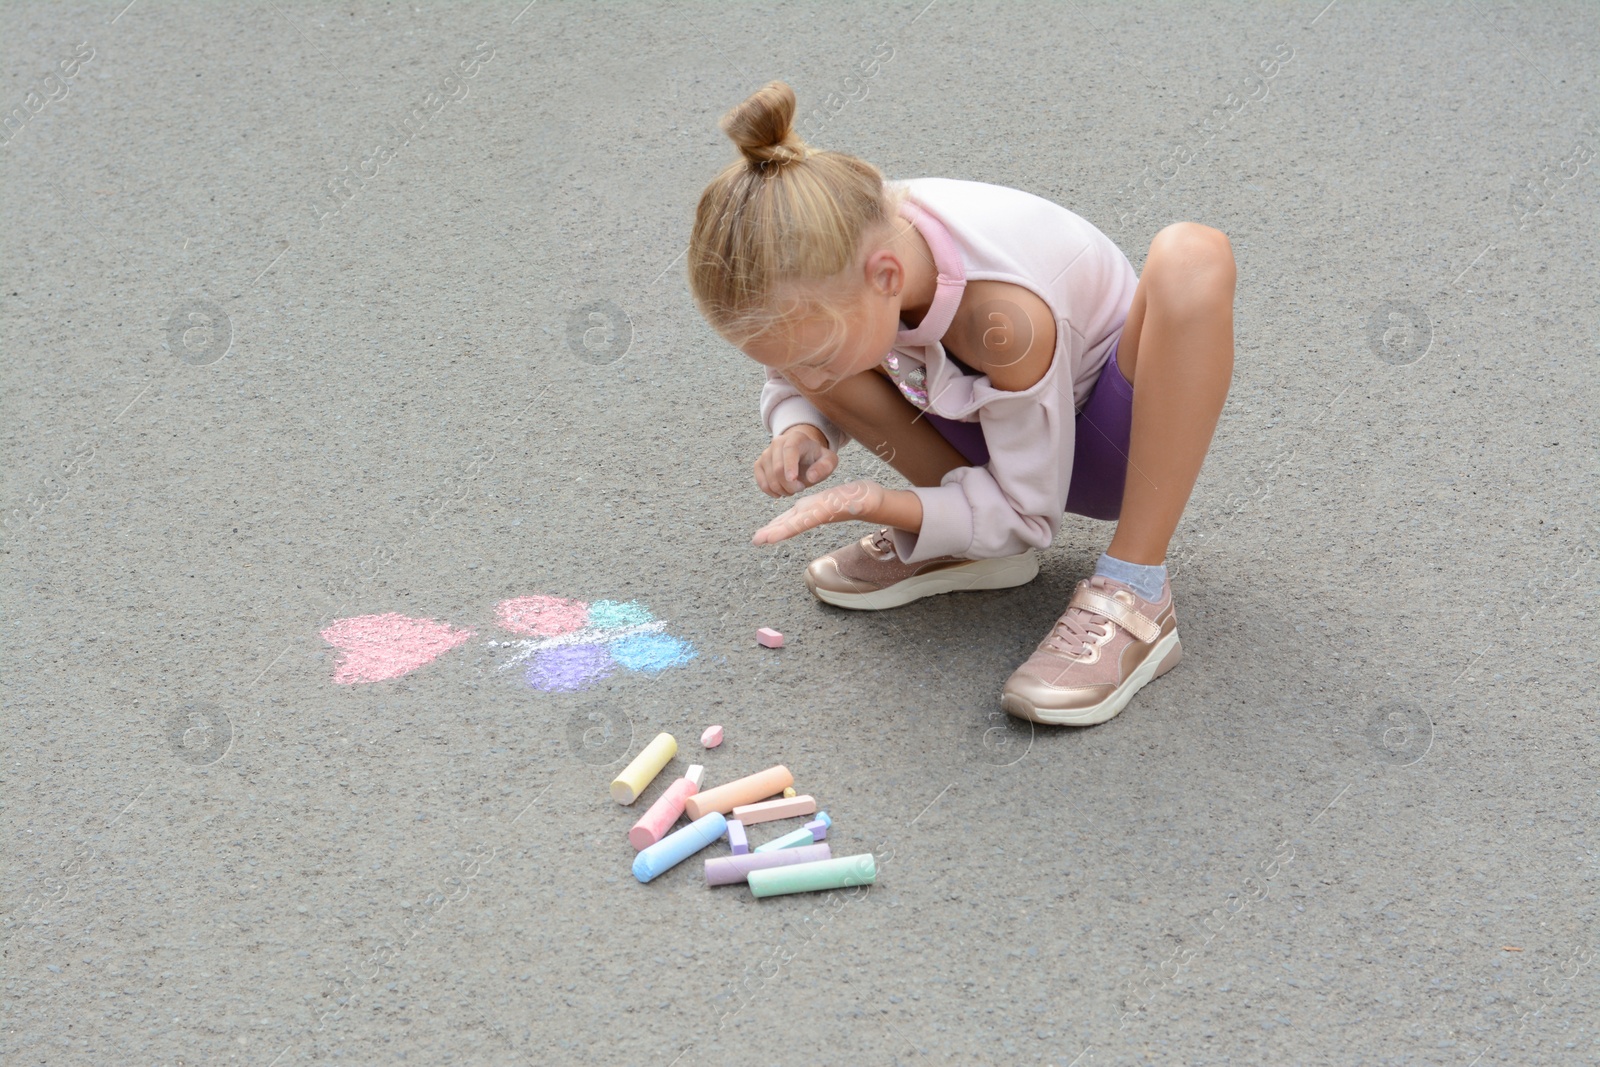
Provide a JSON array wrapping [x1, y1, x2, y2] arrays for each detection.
[[687, 82, 1236, 726]]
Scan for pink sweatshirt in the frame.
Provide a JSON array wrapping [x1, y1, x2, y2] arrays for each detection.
[[760, 177, 1139, 562]]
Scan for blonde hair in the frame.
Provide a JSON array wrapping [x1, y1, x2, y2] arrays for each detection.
[[688, 80, 906, 360]]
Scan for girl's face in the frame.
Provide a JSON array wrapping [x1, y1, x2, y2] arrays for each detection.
[[741, 241, 905, 395]]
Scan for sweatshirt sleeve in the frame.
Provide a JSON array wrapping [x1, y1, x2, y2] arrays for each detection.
[[886, 374, 1075, 563], [759, 365, 852, 453]]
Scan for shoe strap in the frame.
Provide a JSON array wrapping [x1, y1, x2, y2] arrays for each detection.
[[1067, 583, 1161, 643]]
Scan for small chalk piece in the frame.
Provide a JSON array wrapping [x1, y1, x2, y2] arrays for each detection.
[[805, 812, 832, 841], [727, 820, 749, 856], [752, 827, 814, 853], [756, 627, 784, 648], [782, 787, 796, 798], [700, 725, 724, 749], [731, 795, 817, 825], [685, 764, 706, 788], [748, 853, 876, 898]]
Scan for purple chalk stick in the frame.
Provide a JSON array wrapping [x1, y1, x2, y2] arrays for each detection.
[[805, 815, 830, 841], [727, 819, 749, 856], [704, 844, 832, 887]]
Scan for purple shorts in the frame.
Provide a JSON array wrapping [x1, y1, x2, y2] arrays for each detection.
[[921, 336, 1134, 522]]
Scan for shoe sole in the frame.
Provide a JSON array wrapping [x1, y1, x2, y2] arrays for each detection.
[[1000, 632, 1183, 726], [806, 551, 1040, 611]]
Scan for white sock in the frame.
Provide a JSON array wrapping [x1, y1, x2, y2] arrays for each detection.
[[1093, 552, 1168, 602]]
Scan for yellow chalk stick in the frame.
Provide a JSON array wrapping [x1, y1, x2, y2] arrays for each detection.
[[611, 732, 677, 804]]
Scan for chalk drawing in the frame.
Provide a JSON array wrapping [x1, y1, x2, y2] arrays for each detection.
[[492, 596, 696, 693], [321, 595, 696, 690], [320, 613, 477, 685]]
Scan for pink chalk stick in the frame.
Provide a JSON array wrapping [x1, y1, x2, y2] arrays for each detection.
[[628, 777, 700, 851], [705, 843, 832, 887], [727, 820, 749, 856], [731, 795, 817, 825], [756, 627, 784, 648], [701, 724, 724, 749]]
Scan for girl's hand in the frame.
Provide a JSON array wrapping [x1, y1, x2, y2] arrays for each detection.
[[755, 424, 838, 497], [752, 479, 887, 545]]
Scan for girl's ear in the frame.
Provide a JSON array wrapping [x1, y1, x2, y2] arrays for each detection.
[[864, 247, 902, 299]]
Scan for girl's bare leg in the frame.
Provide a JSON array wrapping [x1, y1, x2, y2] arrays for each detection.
[[1105, 222, 1237, 566], [798, 368, 969, 488]]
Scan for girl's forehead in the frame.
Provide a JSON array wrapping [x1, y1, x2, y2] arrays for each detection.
[[743, 302, 841, 358]]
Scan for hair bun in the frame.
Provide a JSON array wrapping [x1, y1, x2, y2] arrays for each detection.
[[720, 80, 808, 170]]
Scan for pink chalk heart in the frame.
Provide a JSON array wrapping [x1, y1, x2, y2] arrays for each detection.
[[321, 612, 477, 685], [495, 595, 589, 637]]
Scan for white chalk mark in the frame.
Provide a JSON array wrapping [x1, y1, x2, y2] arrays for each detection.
[[510, 784, 553, 824], [512, 0, 538, 24], [495, 621, 667, 670], [265, 1045, 292, 1067], [110, 0, 141, 25], [1451, 243, 1495, 287], [1066, 1047, 1096, 1067], [665, 1046, 693, 1067], [1309, 383, 1350, 425], [909, 782, 954, 827], [911, 0, 943, 26], [1309, 782, 1351, 826], [112, 381, 152, 424], [252, 245, 290, 286], [252, 644, 292, 686], [883, 1014, 927, 1057], [108, 780, 153, 827], [507, 382, 554, 427], [648, 246, 688, 290], [1451, 647, 1492, 685], [694, 29, 750, 83], [1311, 0, 1340, 26]]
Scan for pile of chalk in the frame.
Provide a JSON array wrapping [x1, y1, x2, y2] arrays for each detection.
[[610, 731, 875, 897]]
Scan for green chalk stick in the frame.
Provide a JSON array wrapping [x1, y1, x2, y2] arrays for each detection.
[[752, 826, 813, 853], [747, 853, 876, 898]]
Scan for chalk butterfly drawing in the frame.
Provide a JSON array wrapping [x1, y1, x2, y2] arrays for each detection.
[[320, 595, 696, 691]]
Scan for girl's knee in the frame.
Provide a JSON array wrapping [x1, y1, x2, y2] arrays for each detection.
[[1149, 223, 1236, 305]]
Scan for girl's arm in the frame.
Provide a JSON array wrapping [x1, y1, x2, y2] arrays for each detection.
[[761, 365, 850, 452], [752, 481, 922, 545]]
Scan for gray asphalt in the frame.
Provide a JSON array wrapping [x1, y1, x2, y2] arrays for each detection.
[[3, 2, 1596, 1064]]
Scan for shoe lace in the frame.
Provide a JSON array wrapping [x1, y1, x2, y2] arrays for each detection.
[[1043, 578, 1119, 657], [868, 528, 895, 554]]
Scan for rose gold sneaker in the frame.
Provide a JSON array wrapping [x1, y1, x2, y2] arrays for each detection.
[[1000, 574, 1183, 725], [804, 528, 1039, 611]]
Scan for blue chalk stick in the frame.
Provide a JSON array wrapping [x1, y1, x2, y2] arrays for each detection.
[[633, 812, 727, 883]]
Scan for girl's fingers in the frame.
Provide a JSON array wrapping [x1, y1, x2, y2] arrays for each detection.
[[752, 500, 823, 544], [783, 441, 807, 493]]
